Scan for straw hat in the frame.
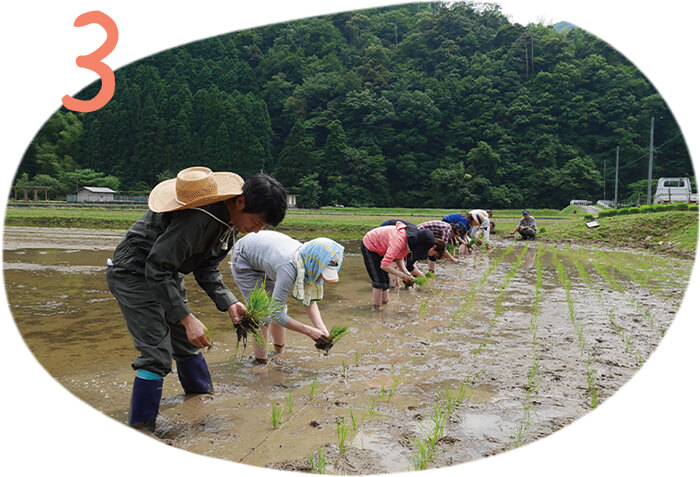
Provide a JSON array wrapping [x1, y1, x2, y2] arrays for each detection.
[[148, 166, 244, 213]]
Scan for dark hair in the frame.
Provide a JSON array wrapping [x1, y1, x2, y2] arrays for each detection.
[[490, 220, 495, 229], [242, 173, 287, 227], [433, 238, 446, 259]]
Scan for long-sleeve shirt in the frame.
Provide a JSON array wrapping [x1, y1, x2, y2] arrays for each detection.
[[112, 201, 238, 322], [362, 221, 409, 267], [418, 220, 452, 243], [232, 231, 301, 325]]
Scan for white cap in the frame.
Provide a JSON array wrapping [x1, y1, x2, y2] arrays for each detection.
[[321, 259, 340, 282]]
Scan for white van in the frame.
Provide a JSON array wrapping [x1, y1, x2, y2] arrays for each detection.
[[653, 177, 698, 204]]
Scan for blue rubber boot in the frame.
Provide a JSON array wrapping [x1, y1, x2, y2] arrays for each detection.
[[176, 353, 213, 394], [128, 376, 163, 432]]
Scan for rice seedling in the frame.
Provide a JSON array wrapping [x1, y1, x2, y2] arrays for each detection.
[[412, 437, 434, 471], [315, 325, 350, 355], [425, 271, 435, 278], [271, 402, 284, 429], [283, 391, 294, 416], [309, 375, 318, 400], [231, 280, 280, 362], [418, 299, 429, 317], [349, 409, 359, 431], [383, 373, 401, 401], [341, 359, 348, 378], [308, 447, 326, 474], [336, 418, 349, 454], [366, 396, 377, 416]]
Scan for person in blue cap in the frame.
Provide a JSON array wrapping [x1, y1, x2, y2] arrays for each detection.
[[509, 209, 538, 239]]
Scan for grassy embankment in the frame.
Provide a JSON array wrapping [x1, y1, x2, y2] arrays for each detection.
[[539, 211, 698, 257], [4, 204, 697, 255]]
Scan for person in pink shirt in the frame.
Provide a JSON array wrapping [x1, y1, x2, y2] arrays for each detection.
[[361, 221, 435, 309]]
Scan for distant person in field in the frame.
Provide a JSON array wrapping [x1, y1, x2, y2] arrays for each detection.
[[106, 167, 287, 432], [362, 221, 435, 309], [466, 209, 492, 250], [441, 212, 471, 255], [230, 230, 343, 364], [508, 209, 537, 240]]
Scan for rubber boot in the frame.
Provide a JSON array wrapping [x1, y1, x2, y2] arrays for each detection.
[[128, 376, 163, 432], [176, 352, 213, 394]]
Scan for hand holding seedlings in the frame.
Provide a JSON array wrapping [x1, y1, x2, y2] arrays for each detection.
[[227, 301, 247, 325], [314, 325, 350, 355]]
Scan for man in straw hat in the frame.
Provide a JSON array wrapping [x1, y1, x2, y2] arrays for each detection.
[[106, 166, 286, 432]]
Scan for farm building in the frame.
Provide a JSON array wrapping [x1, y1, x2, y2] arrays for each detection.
[[76, 187, 116, 202]]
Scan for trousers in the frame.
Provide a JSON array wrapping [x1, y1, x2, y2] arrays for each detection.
[[106, 267, 200, 377]]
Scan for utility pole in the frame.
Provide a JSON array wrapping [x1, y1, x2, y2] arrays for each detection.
[[614, 146, 619, 208], [603, 159, 606, 201], [647, 117, 654, 205]]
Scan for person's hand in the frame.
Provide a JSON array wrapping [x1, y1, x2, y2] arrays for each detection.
[[452, 257, 460, 264], [403, 276, 415, 286], [180, 313, 210, 349], [307, 326, 324, 341], [227, 301, 247, 325]]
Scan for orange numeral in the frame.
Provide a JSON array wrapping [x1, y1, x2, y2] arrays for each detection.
[[62, 11, 119, 113]]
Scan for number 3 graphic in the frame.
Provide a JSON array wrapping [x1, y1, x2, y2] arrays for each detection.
[[62, 11, 118, 113]]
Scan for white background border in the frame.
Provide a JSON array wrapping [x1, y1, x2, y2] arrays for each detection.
[[2, 2, 698, 476]]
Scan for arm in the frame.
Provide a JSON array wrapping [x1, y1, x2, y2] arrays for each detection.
[[304, 302, 328, 336], [443, 248, 459, 264], [381, 260, 414, 282], [284, 317, 323, 341]]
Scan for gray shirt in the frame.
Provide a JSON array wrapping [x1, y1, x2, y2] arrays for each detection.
[[518, 216, 537, 231], [231, 231, 302, 325]]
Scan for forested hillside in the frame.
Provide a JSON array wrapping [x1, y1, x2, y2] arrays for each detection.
[[16, 1, 693, 208]]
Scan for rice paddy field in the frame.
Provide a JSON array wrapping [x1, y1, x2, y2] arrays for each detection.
[[3, 224, 694, 473]]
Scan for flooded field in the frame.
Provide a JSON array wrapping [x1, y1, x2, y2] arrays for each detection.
[[3, 226, 694, 473]]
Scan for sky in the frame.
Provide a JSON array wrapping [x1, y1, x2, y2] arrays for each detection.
[[1, 2, 698, 477]]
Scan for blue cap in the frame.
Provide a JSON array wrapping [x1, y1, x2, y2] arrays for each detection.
[[522, 210, 530, 215]]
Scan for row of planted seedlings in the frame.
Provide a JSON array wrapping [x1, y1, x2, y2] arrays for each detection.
[[553, 248, 600, 409], [395, 245, 516, 471], [269, 244, 526, 472], [595, 249, 687, 304], [566, 245, 644, 367], [473, 243, 529, 356], [571, 247, 662, 337], [511, 243, 545, 448]]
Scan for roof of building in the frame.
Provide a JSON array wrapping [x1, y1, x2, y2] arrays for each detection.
[[80, 187, 116, 193]]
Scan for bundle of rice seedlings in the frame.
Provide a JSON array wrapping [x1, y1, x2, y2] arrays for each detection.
[[424, 271, 435, 279], [315, 325, 350, 354], [414, 275, 429, 287], [232, 280, 281, 362]]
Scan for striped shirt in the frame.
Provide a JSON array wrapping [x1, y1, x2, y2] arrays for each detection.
[[418, 220, 452, 243]]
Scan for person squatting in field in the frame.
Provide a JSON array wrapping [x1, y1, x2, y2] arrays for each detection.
[[465, 209, 494, 251], [230, 230, 344, 364], [362, 220, 436, 309], [508, 209, 537, 240], [106, 167, 287, 432]]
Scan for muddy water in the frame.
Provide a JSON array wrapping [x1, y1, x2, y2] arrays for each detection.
[[3, 227, 691, 473]]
